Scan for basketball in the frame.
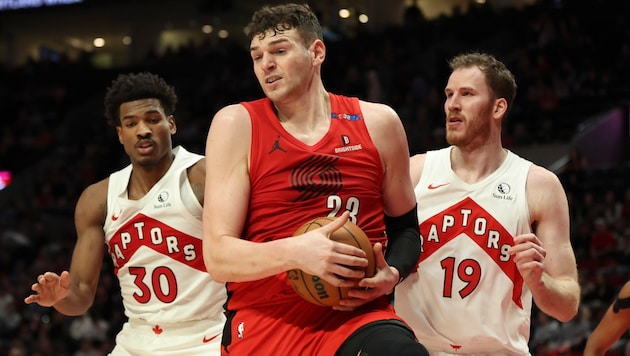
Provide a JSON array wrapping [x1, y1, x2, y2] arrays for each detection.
[[287, 217, 376, 307]]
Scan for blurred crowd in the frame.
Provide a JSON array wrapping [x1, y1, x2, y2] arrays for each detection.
[[1, 0, 629, 355]]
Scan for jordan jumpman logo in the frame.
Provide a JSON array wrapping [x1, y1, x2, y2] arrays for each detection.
[[269, 135, 287, 154]]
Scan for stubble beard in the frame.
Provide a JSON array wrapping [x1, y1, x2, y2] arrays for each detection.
[[446, 114, 491, 148]]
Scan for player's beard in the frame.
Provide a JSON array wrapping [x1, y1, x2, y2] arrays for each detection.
[[446, 112, 492, 147]]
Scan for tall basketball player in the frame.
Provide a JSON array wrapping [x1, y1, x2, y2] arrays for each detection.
[[202, 3, 428, 356], [25, 72, 226, 355], [394, 52, 581, 355]]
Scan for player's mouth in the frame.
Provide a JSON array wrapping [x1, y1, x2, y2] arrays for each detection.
[[265, 75, 281, 84], [447, 115, 463, 124], [136, 140, 155, 154]]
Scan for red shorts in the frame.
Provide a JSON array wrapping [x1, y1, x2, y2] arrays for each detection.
[[221, 296, 404, 355]]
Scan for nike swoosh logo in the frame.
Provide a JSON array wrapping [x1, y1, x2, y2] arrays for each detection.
[[427, 183, 449, 190], [202, 333, 220, 343], [111, 209, 122, 221]]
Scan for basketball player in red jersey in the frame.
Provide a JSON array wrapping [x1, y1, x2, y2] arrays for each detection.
[[394, 52, 581, 354], [25, 73, 226, 355], [202, 3, 428, 356]]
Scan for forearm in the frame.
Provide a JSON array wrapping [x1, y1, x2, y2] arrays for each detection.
[[204, 235, 297, 283], [531, 273, 580, 322], [384, 205, 421, 282], [53, 285, 95, 316], [584, 333, 612, 356]]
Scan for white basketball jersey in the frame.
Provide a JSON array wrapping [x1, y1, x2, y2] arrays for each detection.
[[395, 147, 533, 355], [103, 146, 225, 324]]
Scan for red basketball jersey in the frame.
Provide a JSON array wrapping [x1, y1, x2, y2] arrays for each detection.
[[221, 94, 404, 355]]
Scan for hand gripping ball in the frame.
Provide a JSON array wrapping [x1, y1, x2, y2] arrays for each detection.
[[287, 217, 376, 307]]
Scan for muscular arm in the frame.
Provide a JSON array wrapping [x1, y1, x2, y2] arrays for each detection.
[[202, 105, 366, 285], [584, 281, 630, 356], [512, 165, 580, 322], [187, 157, 206, 204], [361, 101, 420, 286], [25, 180, 106, 315]]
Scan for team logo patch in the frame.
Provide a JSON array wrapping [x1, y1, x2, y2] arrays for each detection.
[[291, 155, 342, 202]]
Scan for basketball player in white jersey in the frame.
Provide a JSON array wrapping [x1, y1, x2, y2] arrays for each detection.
[[394, 52, 580, 355], [25, 72, 226, 355]]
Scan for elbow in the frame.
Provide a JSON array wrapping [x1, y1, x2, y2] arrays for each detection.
[[203, 254, 229, 283], [207, 269, 229, 284], [555, 308, 578, 323], [555, 298, 580, 323]]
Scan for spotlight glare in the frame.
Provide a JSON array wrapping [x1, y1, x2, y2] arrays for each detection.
[[93, 37, 105, 47]]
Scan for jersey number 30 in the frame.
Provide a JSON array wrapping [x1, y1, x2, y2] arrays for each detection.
[[129, 266, 178, 303]]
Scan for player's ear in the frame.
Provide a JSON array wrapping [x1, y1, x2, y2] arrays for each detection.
[[493, 97, 508, 119], [310, 39, 326, 66], [168, 115, 177, 134]]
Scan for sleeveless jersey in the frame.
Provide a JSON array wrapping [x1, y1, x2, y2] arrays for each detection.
[[394, 147, 534, 355], [104, 146, 226, 324], [222, 94, 406, 355]]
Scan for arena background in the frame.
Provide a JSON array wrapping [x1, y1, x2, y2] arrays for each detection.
[[0, 0, 629, 354]]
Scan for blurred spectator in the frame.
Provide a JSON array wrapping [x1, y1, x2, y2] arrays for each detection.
[[0, 0, 629, 353]]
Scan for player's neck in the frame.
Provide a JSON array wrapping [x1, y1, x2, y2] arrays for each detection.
[[127, 152, 175, 199], [273, 89, 331, 145], [450, 145, 507, 184]]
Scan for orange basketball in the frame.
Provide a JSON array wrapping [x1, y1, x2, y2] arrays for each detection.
[[287, 217, 376, 307]]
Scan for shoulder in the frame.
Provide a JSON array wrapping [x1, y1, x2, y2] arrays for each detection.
[[358, 100, 399, 122], [526, 164, 568, 219], [526, 164, 563, 192], [620, 281, 630, 298], [188, 157, 206, 187], [76, 178, 109, 223], [357, 99, 403, 139], [212, 103, 251, 124], [410, 153, 427, 186], [81, 178, 109, 201], [208, 104, 252, 141]]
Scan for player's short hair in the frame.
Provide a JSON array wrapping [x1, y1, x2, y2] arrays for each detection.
[[448, 52, 517, 108], [247, 3, 323, 47], [103, 72, 177, 127]]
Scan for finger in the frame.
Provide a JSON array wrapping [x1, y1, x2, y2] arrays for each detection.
[[31, 282, 41, 292], [347, 285, 373, 298], [372, 242, 387, 268], [321, 272, 359, 288], [60, 271, 71, 289], [320, 211, 350, 237], [332, 305, 356, 311], [24, 295, 36, 304], [334, 242, 368, 261]]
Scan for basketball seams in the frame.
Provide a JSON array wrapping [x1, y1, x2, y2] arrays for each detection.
[[288, 216, 374, 307], [297, 270, 328, 307]]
